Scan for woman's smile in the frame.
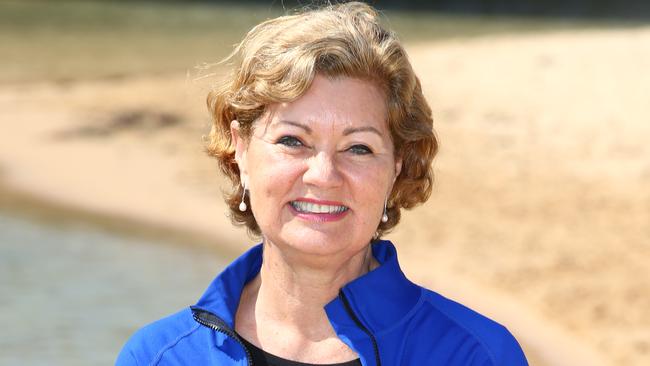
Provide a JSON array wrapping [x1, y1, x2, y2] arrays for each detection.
[[288, 198, 350, 222]]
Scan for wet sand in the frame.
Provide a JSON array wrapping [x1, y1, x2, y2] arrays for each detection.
[[2, 27, 649, 365]]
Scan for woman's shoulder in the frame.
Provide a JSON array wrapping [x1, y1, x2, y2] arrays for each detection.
[[115, 307, 201, 365], [416, 288, 528, 365]]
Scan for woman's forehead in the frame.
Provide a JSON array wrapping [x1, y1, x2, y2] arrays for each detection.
[[258, 75, 389, 134]]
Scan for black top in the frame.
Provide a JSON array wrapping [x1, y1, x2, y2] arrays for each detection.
[[239, 336, 362, 366]]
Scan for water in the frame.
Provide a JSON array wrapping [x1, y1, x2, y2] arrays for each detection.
[[0, 214, 226, 365]]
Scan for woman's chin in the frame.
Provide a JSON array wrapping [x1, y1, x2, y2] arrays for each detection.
[[270, 225, 369, 258]]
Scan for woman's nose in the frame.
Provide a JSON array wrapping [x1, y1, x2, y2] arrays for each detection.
[[302, 151, 344, 188]]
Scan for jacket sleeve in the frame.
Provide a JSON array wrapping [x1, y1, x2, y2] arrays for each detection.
[[115, 343, 140, 366], [494, 326, 529, 366], [114, 308, 199, 366]]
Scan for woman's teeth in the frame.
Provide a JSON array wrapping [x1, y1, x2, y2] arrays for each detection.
[[290, 201, 348, 214]]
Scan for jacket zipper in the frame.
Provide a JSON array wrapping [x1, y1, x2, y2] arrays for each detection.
[[190, 306, 253, 366], [339, 290, 382, 366]]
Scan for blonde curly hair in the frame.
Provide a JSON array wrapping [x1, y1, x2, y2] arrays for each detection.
[[205, 1, 438, 238]]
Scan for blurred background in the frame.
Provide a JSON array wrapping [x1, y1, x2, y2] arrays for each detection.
[[0, 1, 648, 365]]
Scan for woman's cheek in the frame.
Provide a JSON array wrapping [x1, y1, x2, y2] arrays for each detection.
[[347, 159, 393, 185], [258, 156, 304, 195]]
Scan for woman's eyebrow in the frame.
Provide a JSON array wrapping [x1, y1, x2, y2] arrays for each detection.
[[277, 120, 312, 134], [342, 126, 383, 137]]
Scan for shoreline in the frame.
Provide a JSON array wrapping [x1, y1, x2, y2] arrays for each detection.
[[0, 177, 242, 260]]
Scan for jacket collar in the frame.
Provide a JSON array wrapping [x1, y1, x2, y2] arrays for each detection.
[[193, 244, 263, 328], [325, 241, 423, 334], [193, 240, 422, 333]]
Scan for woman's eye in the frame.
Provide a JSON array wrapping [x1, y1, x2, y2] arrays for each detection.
[[348, 144, 373, 155], [276, 135, 304, 147]]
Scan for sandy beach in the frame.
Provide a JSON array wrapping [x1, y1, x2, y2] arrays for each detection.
[[2, 27, 649, 366]]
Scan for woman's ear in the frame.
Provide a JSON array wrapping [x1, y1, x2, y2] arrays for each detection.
[[387, 157, 402, 198], [394, 157, 403, 183], [230, 120, 248, 183]]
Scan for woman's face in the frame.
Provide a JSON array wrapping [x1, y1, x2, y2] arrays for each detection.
[[233, 75, 401, 259]]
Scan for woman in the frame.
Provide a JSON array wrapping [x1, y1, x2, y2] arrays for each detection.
[[117, 2, 528, 365]]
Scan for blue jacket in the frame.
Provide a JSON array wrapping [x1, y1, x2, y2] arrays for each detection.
[[117, 241, 528, 365]]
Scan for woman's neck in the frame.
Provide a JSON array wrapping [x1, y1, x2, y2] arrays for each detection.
[[235, 240, 377, 361]]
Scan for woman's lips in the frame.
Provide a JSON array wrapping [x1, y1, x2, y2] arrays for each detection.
[[288, 198, 349, 222]]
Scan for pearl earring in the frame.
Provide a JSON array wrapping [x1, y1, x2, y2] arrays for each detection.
[[238, 182, 247, 212], [381, 198, 388, 223]]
